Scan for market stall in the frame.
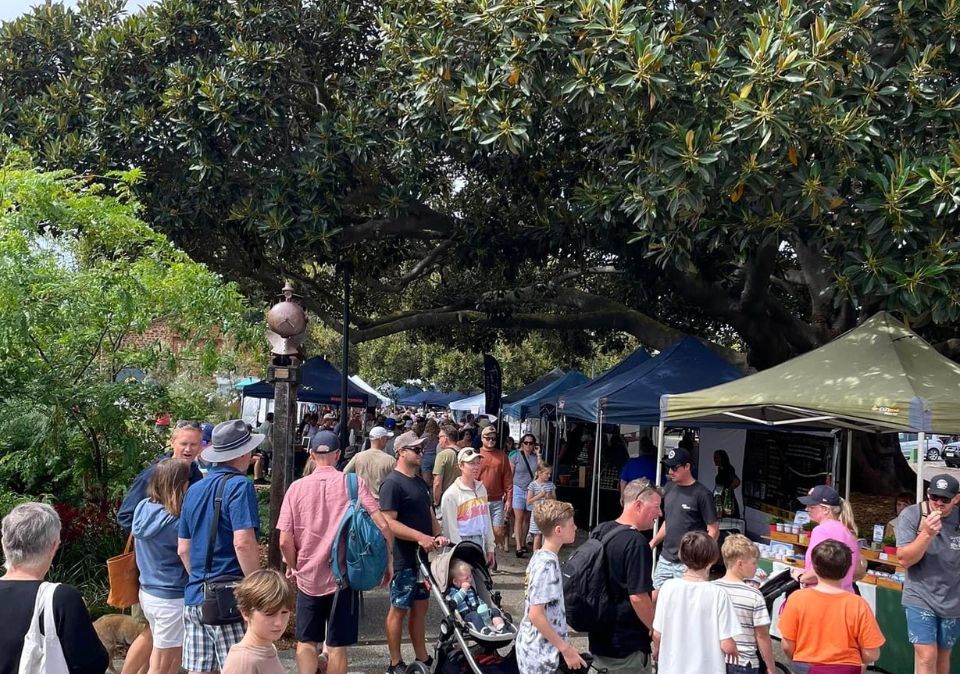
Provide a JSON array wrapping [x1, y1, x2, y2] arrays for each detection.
[[555, 337, 745, 527], [660, 312, 960, 673]]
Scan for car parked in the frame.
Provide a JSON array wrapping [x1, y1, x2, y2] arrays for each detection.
[[898, 433, 945, 462], [944, 441, 960, 468]]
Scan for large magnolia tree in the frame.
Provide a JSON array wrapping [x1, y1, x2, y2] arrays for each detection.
[[2, 0, 959, 488]]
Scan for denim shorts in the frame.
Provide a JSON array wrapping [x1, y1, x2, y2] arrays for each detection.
[[488, 500, 505, 527], [389, 567, 429, 609], [512, 485, 529, 511], [905, 606, 960, 649], [652, 557, 686, 590]]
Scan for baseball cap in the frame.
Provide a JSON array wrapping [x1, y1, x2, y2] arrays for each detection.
[[384, 417, 397, 430], [322, 413, 336, 421], [394, 431, 426, 451], [458, 448, 481, 464], [309, 430, 340, 454], [369, 426, 394, 440], [929, 473, 959, 499], [798, 484, 841, 507], [661, 447, 691, 468], [481, 425, 498, 438]]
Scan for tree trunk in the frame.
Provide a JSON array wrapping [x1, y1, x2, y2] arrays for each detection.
[[848, 432, 917, 494]]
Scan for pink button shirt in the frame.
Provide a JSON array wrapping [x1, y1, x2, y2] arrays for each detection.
[[277, 466, 379, 597]]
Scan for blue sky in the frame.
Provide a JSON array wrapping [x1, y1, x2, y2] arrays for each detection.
[[0, 0, 155, 23]]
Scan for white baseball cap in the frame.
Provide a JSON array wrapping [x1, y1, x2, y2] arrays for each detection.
[[369, 426, 394, 440]]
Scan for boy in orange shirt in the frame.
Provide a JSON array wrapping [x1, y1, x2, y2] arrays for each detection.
[[779, 540, 885, 674]]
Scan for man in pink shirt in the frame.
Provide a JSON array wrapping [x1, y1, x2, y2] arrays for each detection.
[[278, 431, 394, 674]]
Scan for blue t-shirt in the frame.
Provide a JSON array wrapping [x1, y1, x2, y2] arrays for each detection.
[[619, 456, 657, 484], [178, 466, 260, 606]]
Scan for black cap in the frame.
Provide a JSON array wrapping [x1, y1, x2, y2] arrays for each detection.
[[798, 485, 840, 507], [662, 447, 691, 468], [929, 474, 959, 499]]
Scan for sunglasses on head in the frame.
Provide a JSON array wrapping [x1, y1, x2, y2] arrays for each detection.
[[174, 420, 201, 429]]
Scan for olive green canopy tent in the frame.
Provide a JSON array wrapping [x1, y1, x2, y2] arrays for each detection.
[[658, 312, 960, 500]]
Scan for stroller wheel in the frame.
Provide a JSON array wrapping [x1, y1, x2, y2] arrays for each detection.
[[404, 661, 431, 674]]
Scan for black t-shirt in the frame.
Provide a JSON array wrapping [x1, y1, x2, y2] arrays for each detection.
[[587, 521, 654, 658], [379, 470, 433, 570], [661, 481, 717, 562], [0, 580, 109, 674]]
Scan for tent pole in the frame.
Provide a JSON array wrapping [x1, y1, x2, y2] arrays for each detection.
[[239, 392, 245, 422], [916, 431, 926, 503], [653, 418, 666, 569], [845, 431, 853, 501], [589, 409, 604, 530]]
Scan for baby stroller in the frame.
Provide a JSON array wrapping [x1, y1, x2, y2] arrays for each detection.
[[409, 541, 518, 674], [758, 569, 801, 674]]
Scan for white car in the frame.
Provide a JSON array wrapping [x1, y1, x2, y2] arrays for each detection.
[[898, 433, 945, 462]]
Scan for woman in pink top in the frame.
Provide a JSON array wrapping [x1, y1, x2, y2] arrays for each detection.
[[796, 485, 862, 592]]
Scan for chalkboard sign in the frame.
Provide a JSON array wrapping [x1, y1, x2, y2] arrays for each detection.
[[742, 430, 835, 511]]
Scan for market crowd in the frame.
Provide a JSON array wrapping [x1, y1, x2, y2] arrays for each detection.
[[1, 413, 958, 674]]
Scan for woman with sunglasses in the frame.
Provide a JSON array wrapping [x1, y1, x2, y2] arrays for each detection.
[[794, 485, 861, 592], [511, 434, 539, 557]]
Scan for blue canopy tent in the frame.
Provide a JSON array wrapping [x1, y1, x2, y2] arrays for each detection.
[[551, 347, 651, 417], [405, 390, 470, 407], [241, 357, 370, 406], [557, 338, 743, 528], [392, 386, 424, 406], [563, 337, 744, 424], [502, 370, 589, 419], [501, 368, 566, 405]]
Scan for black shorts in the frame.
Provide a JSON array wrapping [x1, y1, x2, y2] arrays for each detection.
[[295, 588, 360, 647]]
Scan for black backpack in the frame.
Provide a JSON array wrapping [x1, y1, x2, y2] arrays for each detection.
[[561, 523, 630, 632]]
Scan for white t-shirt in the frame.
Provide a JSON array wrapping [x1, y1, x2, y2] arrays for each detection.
[[653, 578, 742, 673]]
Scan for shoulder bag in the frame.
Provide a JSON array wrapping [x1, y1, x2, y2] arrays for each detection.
[[106, 533, 140, 608], [18, 582, 70, 674], [200, 473, 246, 625]]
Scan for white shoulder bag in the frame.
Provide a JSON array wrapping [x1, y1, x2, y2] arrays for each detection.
[[18, 582, 70, 674]]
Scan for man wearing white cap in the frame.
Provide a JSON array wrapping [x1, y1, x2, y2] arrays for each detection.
[[177, 420, 263, 674], [439, 448, 496, 567], [344, 427, 397, 499]]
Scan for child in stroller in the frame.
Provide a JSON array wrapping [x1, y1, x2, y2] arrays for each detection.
[[446, 560, 510, 635], [413, 541, 518, 674]]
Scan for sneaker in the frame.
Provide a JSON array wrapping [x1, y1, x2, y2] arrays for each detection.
[[386, 660, 407, 674], [416, 656, 434, 668]]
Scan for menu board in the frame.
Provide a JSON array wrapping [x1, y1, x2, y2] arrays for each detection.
[[741, 430, 835, 511]]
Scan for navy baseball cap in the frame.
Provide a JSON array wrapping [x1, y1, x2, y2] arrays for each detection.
[[798, 484, 840, 507], [309, 430, 340, 454], [662, 447, 691, 467]]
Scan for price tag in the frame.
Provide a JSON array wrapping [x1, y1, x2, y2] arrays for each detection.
[[873, 524, 884, 544], [793, 511, 811, 526]]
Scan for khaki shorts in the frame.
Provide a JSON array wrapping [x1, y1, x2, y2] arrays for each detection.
[[592, 651, 651, 673]]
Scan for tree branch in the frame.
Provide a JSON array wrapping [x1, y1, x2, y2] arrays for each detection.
[[340, 202, 457, 245]]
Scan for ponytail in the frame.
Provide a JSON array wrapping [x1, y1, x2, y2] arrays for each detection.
[[832, 497, 858, 538]]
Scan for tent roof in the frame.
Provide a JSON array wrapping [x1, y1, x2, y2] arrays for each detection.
[[661, 312, 960, 433], [405, 390, 470, 407], [503, 370, 589, 419], [349, 375, 391, 405], [242, 357, 370, 406], [449, 392, 492, 415], [501, 368, 566, 404], [553, 347, 652, 421], [558, 338, 742, 423]]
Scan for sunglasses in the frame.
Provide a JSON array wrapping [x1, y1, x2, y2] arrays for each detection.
[[522, 441, 535, 445], [401, 445, 424, 455], [929, 494, 952, 503], [484, 435, 498, 440]]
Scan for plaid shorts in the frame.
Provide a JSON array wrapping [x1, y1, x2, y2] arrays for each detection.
[[182, 604, 246, 672]]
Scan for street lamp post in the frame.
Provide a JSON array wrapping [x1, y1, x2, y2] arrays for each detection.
[[265, 283, 307, 568]]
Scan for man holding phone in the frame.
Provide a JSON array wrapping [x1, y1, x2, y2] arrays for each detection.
[[896, 473, 960, 674]]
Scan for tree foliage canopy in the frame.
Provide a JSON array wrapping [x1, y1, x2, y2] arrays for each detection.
[[0, 151, 255, 502], [1, 0, 959, 369]]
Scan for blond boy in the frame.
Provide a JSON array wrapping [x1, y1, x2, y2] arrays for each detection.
[[222, 570, 294, 674], [714, 534, 775, 674], [515, 501, 586, 674]]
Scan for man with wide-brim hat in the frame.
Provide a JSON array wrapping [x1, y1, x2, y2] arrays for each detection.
[[179, 420, 263, 674], [896, 472, 960, 674]]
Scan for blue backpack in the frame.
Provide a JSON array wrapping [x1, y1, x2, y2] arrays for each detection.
[[331, 473, 389, 591]]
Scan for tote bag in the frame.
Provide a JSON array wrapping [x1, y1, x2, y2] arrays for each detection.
[[18, 581, 70, 674], [106, 534, 139, 608]]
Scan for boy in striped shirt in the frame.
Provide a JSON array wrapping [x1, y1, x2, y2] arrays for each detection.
[[714, 534, 776, 674]]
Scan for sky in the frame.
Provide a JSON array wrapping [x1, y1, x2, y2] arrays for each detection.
[[0, 0, 155, 23]]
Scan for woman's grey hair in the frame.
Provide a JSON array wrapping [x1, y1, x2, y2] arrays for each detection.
[[2, 502, 61, 570]]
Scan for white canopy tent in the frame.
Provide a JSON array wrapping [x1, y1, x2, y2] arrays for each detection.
[[348, 375, 392, 407]]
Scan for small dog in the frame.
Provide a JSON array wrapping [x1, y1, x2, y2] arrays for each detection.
[[93, 614, 147, 674]]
